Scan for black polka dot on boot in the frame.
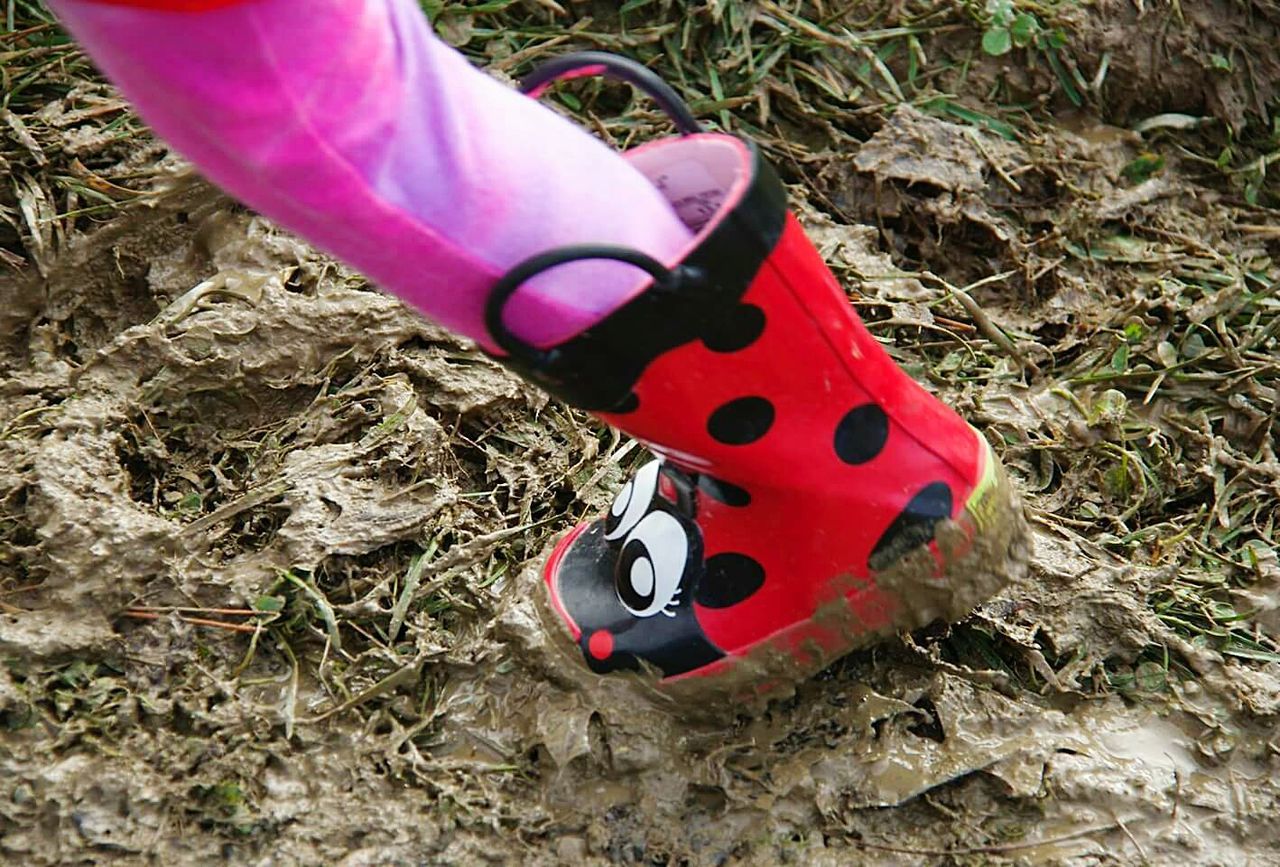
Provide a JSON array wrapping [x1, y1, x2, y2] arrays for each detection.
[[701, 304, 766, 353], [868, 482, 953, 572], [697, 476, 751, 507], [834, 403, 889, 465], [611, 391, 640, 414], [695, 553, 765, 608], [707, 396, 774, 445]]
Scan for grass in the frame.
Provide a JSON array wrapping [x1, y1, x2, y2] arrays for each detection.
[[1, 0, 1275, 664], [3, 0, 1278, 693], [1, 4, 163, 270], [3, 0, 1280, 857]]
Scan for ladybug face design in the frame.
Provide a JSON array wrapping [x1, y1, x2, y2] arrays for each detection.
[[486, 54, 1025, 688], [507, 129, 1009, 685], [554, 460, 727, 677]]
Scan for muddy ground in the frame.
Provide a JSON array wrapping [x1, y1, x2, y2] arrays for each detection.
[[4, 0, 1280, 864]]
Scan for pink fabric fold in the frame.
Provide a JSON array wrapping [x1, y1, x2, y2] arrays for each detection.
[[51, 0, 692, 348]]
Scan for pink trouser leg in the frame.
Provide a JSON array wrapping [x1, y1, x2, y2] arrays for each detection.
[[49, 0, 693, 348]]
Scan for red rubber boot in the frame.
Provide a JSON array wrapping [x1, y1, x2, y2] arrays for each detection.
[[490, 54, 1028, 689]]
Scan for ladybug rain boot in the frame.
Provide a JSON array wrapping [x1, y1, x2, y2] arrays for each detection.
[[490, 53, 1029, 692]]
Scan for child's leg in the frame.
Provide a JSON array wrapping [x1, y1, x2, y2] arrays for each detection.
[[50, 0, 693, 347]]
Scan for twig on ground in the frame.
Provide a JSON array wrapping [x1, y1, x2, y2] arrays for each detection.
[[854, 820, 1123, 856], [122, 609, 261, 634]]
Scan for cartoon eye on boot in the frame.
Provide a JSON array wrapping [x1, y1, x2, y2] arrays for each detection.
[[491, 53, 1028, 691], [604, 459, 662, 541], [615, 511, 689, 619]]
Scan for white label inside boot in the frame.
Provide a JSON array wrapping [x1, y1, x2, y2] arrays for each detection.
[[651, 160, 726, 232]]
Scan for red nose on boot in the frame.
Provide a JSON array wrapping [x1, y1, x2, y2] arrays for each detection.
[[488, 53, 1028, 688]]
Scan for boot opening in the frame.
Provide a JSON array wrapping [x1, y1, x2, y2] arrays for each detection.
[[627, 135, 754, 235]]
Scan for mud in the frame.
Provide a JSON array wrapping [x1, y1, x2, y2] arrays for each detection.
[[5, 1, 1280, 864], [3, 162, 1278, 862]]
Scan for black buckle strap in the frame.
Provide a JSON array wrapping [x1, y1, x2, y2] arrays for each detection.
[[485, 245, 703, 366], [489, 53, 707, 366], [519, 51, 704, 137]]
